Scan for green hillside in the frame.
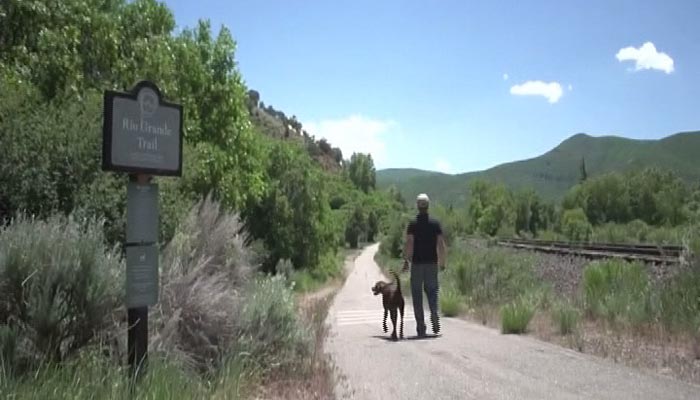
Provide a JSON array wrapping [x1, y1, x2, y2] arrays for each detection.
[[377, 131, 700, 206]]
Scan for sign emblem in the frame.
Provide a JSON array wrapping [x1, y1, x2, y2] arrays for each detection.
[[138, 88, 159, 119]]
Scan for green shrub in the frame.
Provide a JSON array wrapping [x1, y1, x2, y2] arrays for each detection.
[[500, 296, 536, 334], [553, 302, 581, 335], [627, 219, 650, 242], [582, 260, 652, 326], [0, 81, 101, 223], [590, 220, 680, 245], [235, 275, 312, 375], [439, 288, 463, 317], [451, 257, 471, 296], [562, 208, 593, 242], [0, 214, 122, 374], [444, 247, 542, 306], [289, 270, 315, 292], [379, 215, 405, 258], [658, 268, 700, 333], [537, 230, 566, 241], [592, 223, 629, 244], [289, 250, 343, 292]]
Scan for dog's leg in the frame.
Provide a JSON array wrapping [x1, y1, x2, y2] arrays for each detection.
[[390, 309, 398, 341], [383, 308, 388, 333], [399, 303, 404, 339]]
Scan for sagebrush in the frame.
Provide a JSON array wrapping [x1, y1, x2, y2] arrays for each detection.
[[151, 195, 255, 373], [0, 214, 123, 375]]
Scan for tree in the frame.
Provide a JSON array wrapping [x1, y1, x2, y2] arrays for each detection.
[[579, 157, 588, 183], [380, 214, 405, 258], [514, 190, 534, 235], [332, 147, 343, 164], [247, 89, 260, 111], [367, 211, 379, 242], [386, 185, 405, 208], [562, 208, 592, 242], [348, 153, 376, 193], [344, 205, 365, 248], [318, 138, 332, 154], [242, 140, 334, 273], [1, 0, 177, 99], [467, 179, 516, 236]]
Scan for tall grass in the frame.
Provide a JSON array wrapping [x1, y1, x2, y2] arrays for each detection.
[[235, 275, 312, 376], [289, 249, 344, 292], [582, 260, 653, 326], [658, 268, 700, 334], [553, 301, 581, 335], [501, 295, 536, 334], [443, 247, 543, 307], [591, 220, 684, 245], [439, 288, 464, 317], [1, 348, 251, 399]]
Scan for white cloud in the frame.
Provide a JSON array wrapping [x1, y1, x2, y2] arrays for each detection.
[[568, 84, 573, 91], [503, 73, 509, 81], [615, 42, 674, 74], [509, 80, 563, 103], [435, 159, 452, 173], [303, 115, 396, 165]]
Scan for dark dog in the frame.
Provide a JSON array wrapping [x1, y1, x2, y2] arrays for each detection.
[[371, 269, 405, 341]]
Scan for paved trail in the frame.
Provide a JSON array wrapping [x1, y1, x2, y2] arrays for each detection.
[[323, 244, 700, 400]]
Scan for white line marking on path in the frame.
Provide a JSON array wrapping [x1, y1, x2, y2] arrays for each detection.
[[334, 309, 417, 326]]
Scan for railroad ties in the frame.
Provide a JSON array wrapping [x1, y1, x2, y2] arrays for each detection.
[[495, 238, 684, 264]]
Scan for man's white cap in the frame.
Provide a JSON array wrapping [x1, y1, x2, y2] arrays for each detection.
[[416, 193, 430, 203]]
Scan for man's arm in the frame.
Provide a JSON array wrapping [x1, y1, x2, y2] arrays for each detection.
[[403, 234, 414, 264], [403, 222, 414, 271], [437, 234, 447, 269], [435, 221, 447, 269]]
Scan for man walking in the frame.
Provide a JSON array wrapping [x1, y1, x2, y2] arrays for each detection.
[[403, 193, 447, 337]]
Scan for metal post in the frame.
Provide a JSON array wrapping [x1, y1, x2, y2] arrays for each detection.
[[126, 173, 154, 381], [127, 305, 148, 378]]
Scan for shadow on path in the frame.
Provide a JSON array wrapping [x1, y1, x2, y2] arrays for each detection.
[[370, 334, 441, 342]]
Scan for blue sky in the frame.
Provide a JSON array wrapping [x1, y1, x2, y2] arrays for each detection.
[[164, 0, 700, 174]]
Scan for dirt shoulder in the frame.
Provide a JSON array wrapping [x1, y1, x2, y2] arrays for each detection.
[[455, 306, 700, 386]]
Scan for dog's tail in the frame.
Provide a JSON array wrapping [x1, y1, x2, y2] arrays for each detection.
[[390, 269, 401, 294]]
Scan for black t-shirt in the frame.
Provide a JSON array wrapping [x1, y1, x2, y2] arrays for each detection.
[[406, 213, 443, 263]]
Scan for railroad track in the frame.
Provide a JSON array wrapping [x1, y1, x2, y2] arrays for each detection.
[[495, 238, 685, 264]]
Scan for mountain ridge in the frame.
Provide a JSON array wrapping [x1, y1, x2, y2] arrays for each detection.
[[377, 130, 700, 206]]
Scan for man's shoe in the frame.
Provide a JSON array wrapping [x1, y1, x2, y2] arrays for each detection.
[[417, 325, 427, 338]]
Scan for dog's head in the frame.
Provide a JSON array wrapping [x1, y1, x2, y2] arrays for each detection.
[[371, 281, 388, 295]]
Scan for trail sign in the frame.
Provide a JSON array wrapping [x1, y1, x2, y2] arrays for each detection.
[[101, 80, 184, 382], [126, 181, 159, 244], [126, 244, 159, 308], [102, 80, 183, 176]]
